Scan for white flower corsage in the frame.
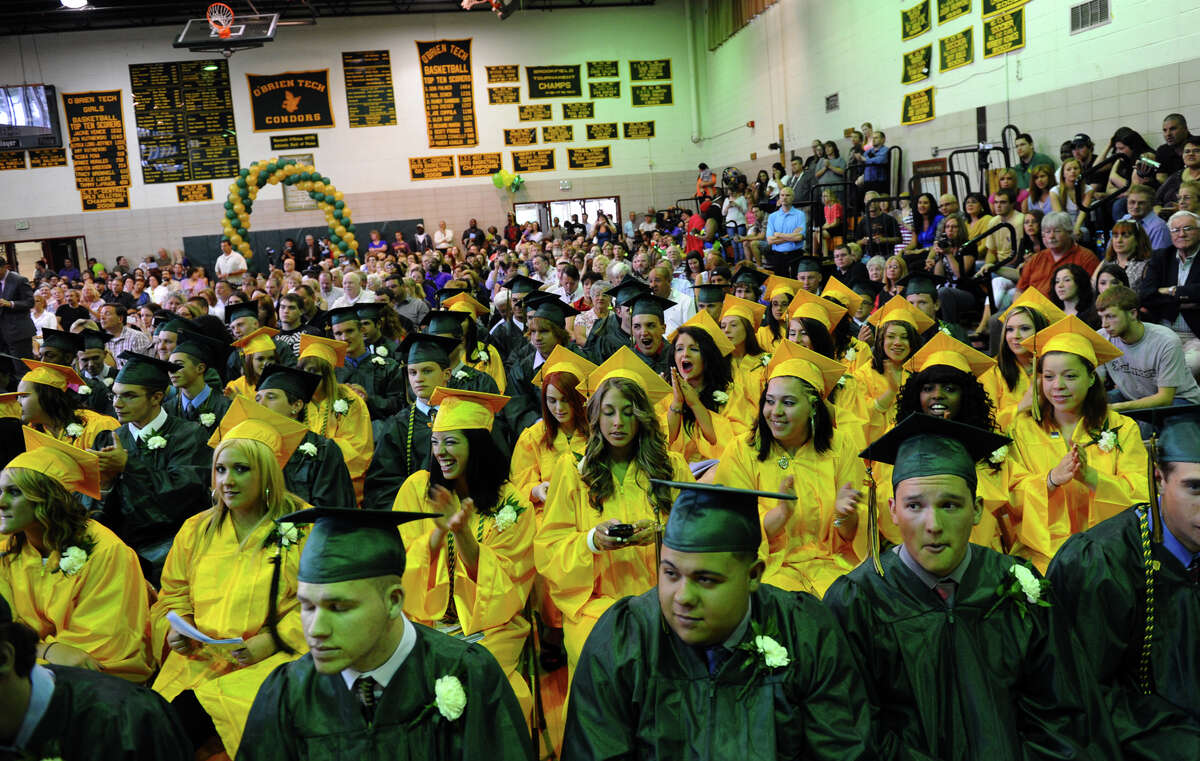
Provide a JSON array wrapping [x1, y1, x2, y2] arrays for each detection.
[[986, 562, 1052, 620], [1097, 430, 1118, 453], [493, 497, 527, 533], [835, 375, 848, 389], [453, 369, 469, 380], [988, 445, 1009, 464], [711, 389, 729, 405], [753, 634, 791, 668], [103, 377, 114, 387], [199, 412, 216, 427], [276, 521, 300, 547], [332, 398, 349, 415], [371, 355, 386, 366], [938, 324, 952, 336], [844, 347, 857, 361], [759, 353, 772, 367], [434, 674, 467, 721], [298, 442, 318, 457], [473, 348, 490, 363], [65, 423, 84, 438], [76, 385, 91, 396], [374, 345, 389, 357], [58, 546, 88, 576], [146, 434, 167, 450]]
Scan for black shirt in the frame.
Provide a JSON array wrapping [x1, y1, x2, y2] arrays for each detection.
[[56, 303, 91, 328]]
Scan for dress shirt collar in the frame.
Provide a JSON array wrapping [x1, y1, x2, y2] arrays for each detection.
[[415, 398, 435, 417], [895, 543, 973, 590], [128, 406, 168, 441], [340, 613, 416, 693], [13, 664, 55, 750], [723, 604, 753, 650], [181, 383, 211, 410], [1150, 508, 1200, 570]]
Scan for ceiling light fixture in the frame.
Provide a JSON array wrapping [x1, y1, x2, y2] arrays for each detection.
[[61, 0, 89, 8]]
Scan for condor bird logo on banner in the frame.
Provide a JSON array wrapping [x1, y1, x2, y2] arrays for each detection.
[[247, 70, 334, 131]]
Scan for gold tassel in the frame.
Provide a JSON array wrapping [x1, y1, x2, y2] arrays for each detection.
[[865, 465, 884, 577], [1148, 433, 1163, 544]]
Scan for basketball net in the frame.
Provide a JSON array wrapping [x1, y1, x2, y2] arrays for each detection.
[[207, 2, 234, 39]]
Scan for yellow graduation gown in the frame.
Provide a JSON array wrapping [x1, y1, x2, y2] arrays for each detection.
[[35, 409, 119, 452], [844, 338, 872, 372], [535, 450, 693, 672], [729, 353, 769, 436], [395, 473, 536, 721], [150, 510, 307, 755], [714, 430, 867, 596], [980, 365, 1033, 432], [655, 394, 737, 464], [468, 344, 507, 394], [828, 374, 871, 454], [851, 363, 908, 448], [755, 324, 784, 355], [509, 421, 586, 524], [4, 520, 154, 682], [304, 388, 373, 506], [1006, 410, 1149, 572], [223, 374, 255, 401]]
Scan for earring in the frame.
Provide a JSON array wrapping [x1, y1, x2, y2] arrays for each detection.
[[264, 486, 272, 503], [211, 489, 219, 507]]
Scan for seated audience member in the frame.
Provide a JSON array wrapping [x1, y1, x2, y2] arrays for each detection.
[[1, 427, 154, 682], [1122, 184, 1171, 250], [1154, 134, 1200, 213], [564, 481, 874, 761], [1098, 219, 1152, 292], [1049, 262, 1101, 328], [0, 593, 191, 761], [827, 414, 1120, 761], [831, 243, 869, 286], [984, 189, 1025, 266], [1015, 211, 1099, 298], [855, 191, 903, 259], [1049, 405, 1200, 761], [1138, 210, 1200, 378], [987, 168, 1030, 210], [1154, 113, 1192, 177], [238, 508, 532, 760], [1013, 132, 1058, 189]]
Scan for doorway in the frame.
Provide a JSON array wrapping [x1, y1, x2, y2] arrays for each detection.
[[514, 196, 621, 236], [0, 235, 87, 275]]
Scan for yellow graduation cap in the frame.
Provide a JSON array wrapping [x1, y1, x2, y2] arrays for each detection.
[[764, 339, 847, 399], [668, 309, 735, 357], [7, 426, 101, 499], [998, 288, 1067, 327], [786, 288, 848, 331], [428, 387, 510, 432], [444, 292, 489, 321], [904, 332, 996, 377], [583, 345, 672, 405], [299, 334, 348, 368], [868, 295, 935, 334], [763, 275, 802, 302], [233, 326, 280, 356], [1021, 314, 1123, 367], [206, 396, 308, 470], [820, 276, 864, 316], [20, 359, 86, 392], [0, 392, 20, 419], [532, 344, 599, 388], [719, 293, 766, 328]]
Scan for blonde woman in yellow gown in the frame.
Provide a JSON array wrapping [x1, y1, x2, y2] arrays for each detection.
[[393, 388, 536, 720], [296, 333, 373, 505], [151, 409, 310, 756], [0, 427, 154, 682], [1006, 316, 1148, 571], [535, 347, 694, 672], [851, 295, 934, 446], [718, 293, 770, 435], [714, 340, 867, 596], [16, 359, 117, 450], [980, 289, 1066, 430], [224, 327, 280, 401]]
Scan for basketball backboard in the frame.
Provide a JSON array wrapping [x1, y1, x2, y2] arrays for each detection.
[[174, 13, 278, 52]]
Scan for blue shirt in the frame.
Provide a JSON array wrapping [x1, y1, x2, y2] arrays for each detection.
[[1152, 509, 1200, 570], [1121, 213, 1171, 251], [765, 206, 807, 252], [863, 145, 889, 182], [180, 383, 211, 413]]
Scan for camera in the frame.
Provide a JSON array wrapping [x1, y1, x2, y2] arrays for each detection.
[[607, 523, 636, 539], [936, 235, 952, 250]]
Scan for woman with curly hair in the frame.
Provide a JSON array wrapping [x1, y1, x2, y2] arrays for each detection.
[[663, 311, 738, 466], [17, 359, 117, 450], [714, 340, 866, 595], [1006, 317, 1148, 571], [535, 347, 693, 673], [393, 389, 536, 720], [151, 414, 310, 756], [295, 334, 372, 505], [0, 427, 154, 681]]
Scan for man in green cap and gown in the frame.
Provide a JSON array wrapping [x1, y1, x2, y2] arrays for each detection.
[[164, 329, 232, 433], [72, 327, 118, 416], [898, 272, 968, 342], [356, 302, 401, 358], [254, 363, 356, 510], [36, 327, 111, 416], [489, 274, 538, 358], [730, 267, 767, 303], [825, 413, 1120, 761], [693, 283, 729, 323], [504, 292, 582, 432], [1048, 404, 1200, 761], [564, 481, 875, 760], [582, 275, 644, 363], [328, 305, 407, 420], [625, 292, 675, 376], [237, 508, 532, 760], [223, 302, 295, 382], [87, 351, 214, 584]]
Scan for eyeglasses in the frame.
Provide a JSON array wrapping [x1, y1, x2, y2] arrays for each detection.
[[1169, 226, 1198, 235]]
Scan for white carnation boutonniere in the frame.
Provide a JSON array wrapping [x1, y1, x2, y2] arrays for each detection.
[[986, 562, 1052, 620], [65, 422, 85, 438], [199, 412, 216, 427], [371, 355, 387, 366], [374, 345, 389, 357], [434, 674, 467, 721], [473, 347, 490, 363], [145, 434, 167, 450], [735, 620, 790, 697], [711, 389, 729, 406], [103, 377, 114, 387], [844, 347, 857, 362], [836, 375, 848, 389], [752, 634, 791, 668], [57, 546, 89, 576], [492, 496, 527, 533], [759, 353, 772, 367], [263, 520, 304, 551], [332, 398, 350, 416], [988, 445, 1009, 464], [298, 442, 318, 457], [453, 369, 469, 380], [576, 454, 587, 474], [938, 323, 953, 336], [76, 385, 91, 396], [1096, 430, 1118, 453]]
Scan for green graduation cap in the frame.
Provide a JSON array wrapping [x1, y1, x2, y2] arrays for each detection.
[[224, 301, 259, 326], [425, 310, 465, 339], [694, 283, 729, 305], [502, 275, 543, 295], [626, 292, 675, 319], [524, 292, 580, 326], [435, 286, 468, 304], [153, 317, 188, 337], [606, 275, 651, 307], [325, 306, 362, 326], [40, 328, 80, 355], [281, 507, 438, 583], [795, 258, 823, 274], [172, 330, 229, 368], [851, 281, 882, 300], [1125, 404, 1200, 464], [897, 272, 946, 297], [731, 267, 769, 289], [860, 413, 1010, 494], [400, 331, 459, 367], [114, 351, 181, 390], [257, 363, 322, 404], [652, 480, 794, 554], [78, 328, 112, 351], [355, 303, 384, 322]]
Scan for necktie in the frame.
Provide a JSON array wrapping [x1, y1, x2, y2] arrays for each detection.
[[705, 646, 730, 676], [934, 579, 957, 605], [354, 675, 379, 723]]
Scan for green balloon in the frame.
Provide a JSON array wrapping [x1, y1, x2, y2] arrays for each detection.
[[347, 224, 356, 233], [236, 228, 247, 238], [330, 234, 341, 244], [224, 201, 234, 211], [338, 241, 350, 252], [238, 187, 249, 198], [334, 200, 345, 209], [299, 171, 312, 181], [225, 209, 236, 219], [320, 175, 331, 185], [333, 209, 343, 220], [492, 173, 504, 188], [266, 162, 277, 173], [236, 177, 247, 188], [238, 168, 249, 178]]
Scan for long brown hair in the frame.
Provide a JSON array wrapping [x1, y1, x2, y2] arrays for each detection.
[[540, 370, 588, 449], [0, 468, 93, 560], [579, 378, 673, 516], [1035, 351, 1109, 435]]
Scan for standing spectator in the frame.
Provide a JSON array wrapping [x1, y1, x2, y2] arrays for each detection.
[[433, 220, 454, 252], [0, 256, 36, 369], [862, 130, 890, 195], [783, 155, 811, 205], [57, 259, 81, 282], [214, 240, 248, 286], [1154, 113, 1193, 178], [623, 211, 637, 241], [854, 191, 903, 259], [1121, 184, 1171, 250], [1013, 132, 1058, 189], [1138, 210, 1200, 377], [411, 224, 433, 252], [764, 186, 807, 278], [1015, 211, 1099, 297], [722, 183, 749, 259], [460, 218, 483, 247], [815, 140, 847, 201]]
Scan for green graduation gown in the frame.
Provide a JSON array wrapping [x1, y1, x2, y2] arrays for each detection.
[[337, 352, 408, 420], [163, 386, 232, 433], [77, 371, 116, 417], [236, 623, 532, 761], [563, 584, 875, 761], [824, 546, 1121, 761], [283, 430, 356, 509], [1047, 506, 1200, 761], [582, 313, 631, 365], [14, 665, 191, 761]]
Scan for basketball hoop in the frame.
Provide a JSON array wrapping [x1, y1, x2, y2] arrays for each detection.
[[207, 2, 235, 38]]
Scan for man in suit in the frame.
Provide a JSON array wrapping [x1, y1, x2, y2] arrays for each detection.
[[1138, 210, 1200, 378], [0, 255, 35, 378]]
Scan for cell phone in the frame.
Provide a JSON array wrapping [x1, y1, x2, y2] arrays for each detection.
[[607, 523, 636, 539]]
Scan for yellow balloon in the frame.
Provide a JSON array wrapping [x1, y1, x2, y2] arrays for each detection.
[[238, 241, 251, 252], [229, 184, 239, 194], [230, 234, 243, 246], [233, 202, 245, 213], [333, 191, 344, 202], [334, 225, 347, 237], [267, 175, 280, 185], [312, 182, 326, 193]]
